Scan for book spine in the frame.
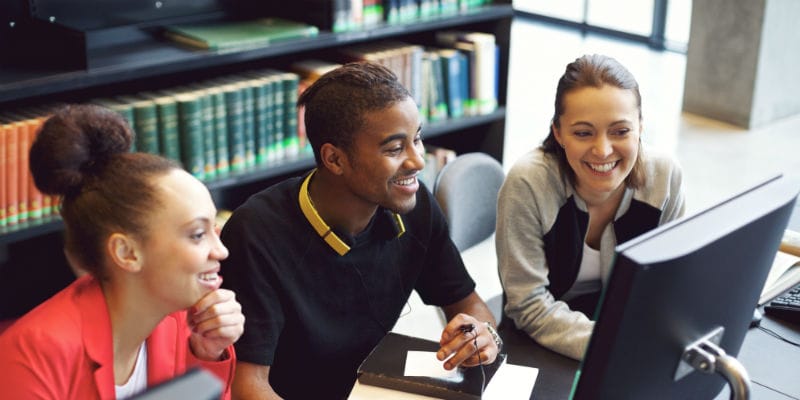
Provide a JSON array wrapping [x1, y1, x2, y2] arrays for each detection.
[[25, 118, 44, 222], [0, 123, 7, 226], [385, 0, 399, 23], [429, 53, 448, 122], [6, 122, 19, 226], [132, 100, 160, 155], [272, 77, 286, 161], [198, 91, 217, 181], [251, 78, 271, 166], [239, 81, 257, 169], [465, 33, 497, 115], [364, 0, 384, 26], [443, 51, 465, 119], [263, 75, 278, 163], [351, 0, 364, 30], [16, 121, 29, 223], [419, 54, 431, 122], [409, 45, 424, 106], [333, 0, 349, 32], [282, 73, 300, 158], [224, 85, 246, 173], [177, 94, 206, 180], [457, 50, 470, 119], [210, 88, 231, 177], [156, 97, 181, 164]]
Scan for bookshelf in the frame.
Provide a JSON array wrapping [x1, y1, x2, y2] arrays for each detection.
[[0, 1, 513, 319]]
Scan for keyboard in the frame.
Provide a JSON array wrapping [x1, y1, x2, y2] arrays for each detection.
[[764, 282, 800, 325]]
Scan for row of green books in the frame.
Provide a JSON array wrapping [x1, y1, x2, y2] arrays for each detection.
[[265, 0, 493, 33], [95, 69, 307, 182], [0, 30, 498, 228], [386, 0, 493, 24]]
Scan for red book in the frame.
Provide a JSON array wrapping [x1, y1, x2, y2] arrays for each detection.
[[5, 122, 19, 225], [0, 123, 7, 226], [26, 117, 44, 221], [16, 120, 29, 223]]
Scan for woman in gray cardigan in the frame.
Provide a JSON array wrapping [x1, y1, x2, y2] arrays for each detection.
[[496, 54, 686, 360]]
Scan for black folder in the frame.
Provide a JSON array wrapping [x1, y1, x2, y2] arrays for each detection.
[[357, 332, 506, 400]]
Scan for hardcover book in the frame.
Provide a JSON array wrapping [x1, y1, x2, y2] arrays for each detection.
[[357, 332, 506, 400], [164, 18, 319, 51]]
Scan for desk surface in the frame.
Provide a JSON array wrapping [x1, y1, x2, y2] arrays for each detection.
[[499, 315, 800, 400]]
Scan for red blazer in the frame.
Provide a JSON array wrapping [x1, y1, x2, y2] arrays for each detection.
[[0, 276, 235, 399]]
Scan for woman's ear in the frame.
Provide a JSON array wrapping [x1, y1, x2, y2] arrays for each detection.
[[320, 143, 347, 175], [107, 233, 143, 273]]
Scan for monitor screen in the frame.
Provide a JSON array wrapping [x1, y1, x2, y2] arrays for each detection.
[[572, 174, 799, 399], [131, 368, 223, 400]]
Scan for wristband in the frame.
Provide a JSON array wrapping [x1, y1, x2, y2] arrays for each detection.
[[484, 322, 503, 350]]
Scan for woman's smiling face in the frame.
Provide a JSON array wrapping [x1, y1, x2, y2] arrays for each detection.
[[553, 84, 641, 202]]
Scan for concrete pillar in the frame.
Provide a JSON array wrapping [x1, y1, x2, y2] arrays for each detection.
[[682, 0, 800, 129]]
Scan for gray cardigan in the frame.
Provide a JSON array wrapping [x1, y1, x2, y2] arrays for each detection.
[[496, 148, 685, 360]]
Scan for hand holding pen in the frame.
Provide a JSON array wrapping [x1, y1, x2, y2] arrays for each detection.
[[436, 313, 500, 370]]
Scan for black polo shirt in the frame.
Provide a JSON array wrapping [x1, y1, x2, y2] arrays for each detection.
[[220, 172, 475, 399]]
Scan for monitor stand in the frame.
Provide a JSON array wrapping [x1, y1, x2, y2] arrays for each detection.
[[674, 327, 751, 400]]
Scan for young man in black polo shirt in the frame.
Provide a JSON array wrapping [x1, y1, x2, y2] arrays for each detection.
[[221, 62, 501, 399]]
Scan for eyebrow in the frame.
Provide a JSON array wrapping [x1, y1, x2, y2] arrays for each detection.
[[377, 124, 423, 146], [570, 119, 631, 128], [181, 216, 213, 229], [379, 134, 407, 146]]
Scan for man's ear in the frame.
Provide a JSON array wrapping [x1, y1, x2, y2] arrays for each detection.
[[107, 232, 143, 273], [320, 143, 348, 175]]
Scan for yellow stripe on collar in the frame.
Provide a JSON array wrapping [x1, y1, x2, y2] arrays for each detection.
[[298, 169, 406, 256], [299, 169, 351, 256]]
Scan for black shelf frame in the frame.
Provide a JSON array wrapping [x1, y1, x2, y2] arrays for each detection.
[[0, 5, 513, 105], [0, 2, 513, 319]]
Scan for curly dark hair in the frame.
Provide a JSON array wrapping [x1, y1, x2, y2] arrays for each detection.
[[29, 104, 179, 278]]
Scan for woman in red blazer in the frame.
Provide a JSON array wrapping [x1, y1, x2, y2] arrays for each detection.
[[0, 104, 244, 399]]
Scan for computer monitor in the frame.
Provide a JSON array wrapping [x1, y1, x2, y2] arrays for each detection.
[[131, 368, 223, 400], [571, 174, 799, 399]]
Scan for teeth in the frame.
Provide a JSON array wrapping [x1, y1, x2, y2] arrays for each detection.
[[394, 177, 416, 186], [589, 161, 616, 172], [199, 272, 219, 282]]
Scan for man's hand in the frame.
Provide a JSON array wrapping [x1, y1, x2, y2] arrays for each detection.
[[436, 313, 499, 370], [188, 288, 245, 361]]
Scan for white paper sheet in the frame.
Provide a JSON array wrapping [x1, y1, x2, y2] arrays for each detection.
[[403, 351, 463, 382], [482, 362, 539, 400]]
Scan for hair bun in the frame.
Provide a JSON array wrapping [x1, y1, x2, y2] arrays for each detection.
[[29, 104, 134, 196]]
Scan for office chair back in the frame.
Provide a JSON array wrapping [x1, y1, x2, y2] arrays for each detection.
[[433, 152, 505, 252]]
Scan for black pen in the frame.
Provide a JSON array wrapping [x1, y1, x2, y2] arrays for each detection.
[[459, 323, 475, 334]]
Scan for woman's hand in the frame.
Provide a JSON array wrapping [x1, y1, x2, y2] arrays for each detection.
[[188, 288, 245, 361]]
